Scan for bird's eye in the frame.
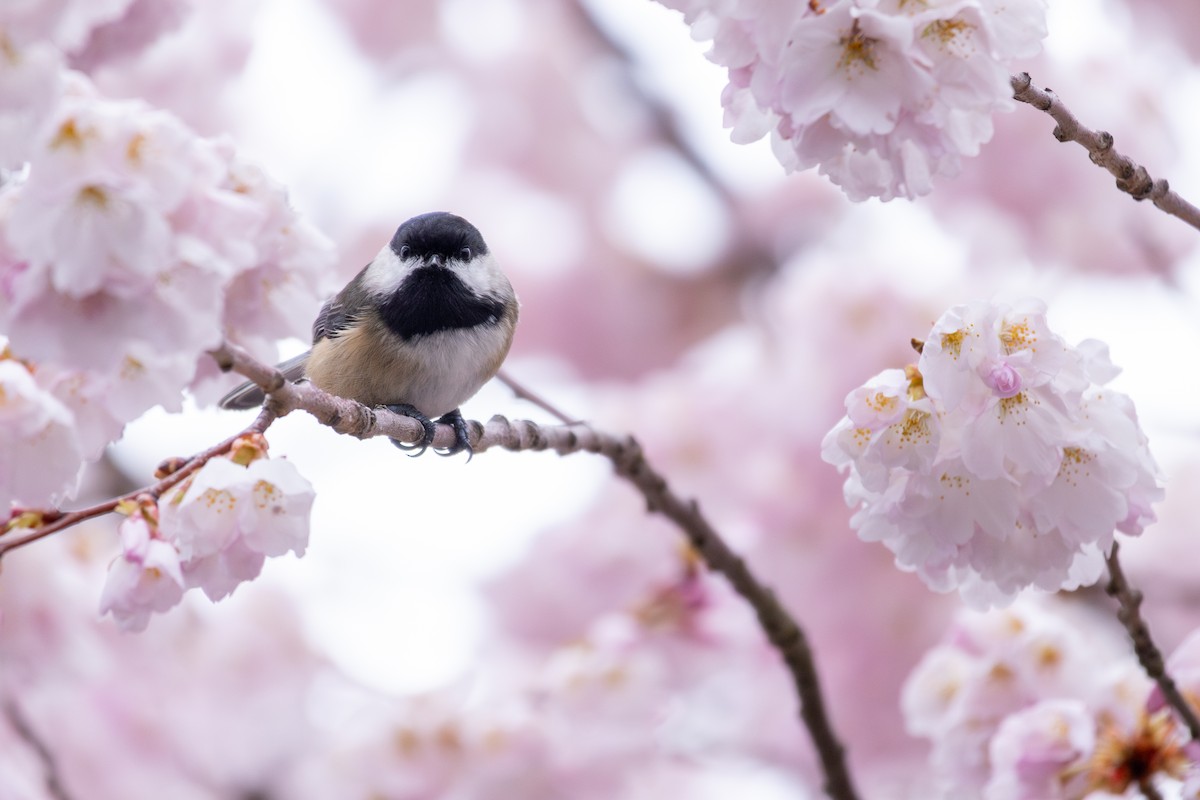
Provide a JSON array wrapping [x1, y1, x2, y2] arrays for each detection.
[[459, 246, 472, 260], [399, 245, 411, 258]]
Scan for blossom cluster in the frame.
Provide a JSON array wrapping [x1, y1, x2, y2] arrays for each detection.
[[0, 16, 333, 513], [823, 298, 1162, 605], [99, 435, 315, 631], [658, 0, 1047, 200], [903, 601, 1199, 799]]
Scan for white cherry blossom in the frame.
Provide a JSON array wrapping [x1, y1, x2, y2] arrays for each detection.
[[0, 357, 83, 510], [984, 699, 1096, 800], [658, 0, 1049, 200], [824, 298, 1162, 603], [98, 513, 186, 632], [159, 452, 315, 602]]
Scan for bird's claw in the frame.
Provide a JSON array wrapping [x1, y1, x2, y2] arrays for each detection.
[[382, 405, 472, 460], [434, 409, 473, 461], [384, 403, 436, 456]]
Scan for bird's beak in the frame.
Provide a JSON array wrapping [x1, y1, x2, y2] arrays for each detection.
[[427, 254, 445, 268]]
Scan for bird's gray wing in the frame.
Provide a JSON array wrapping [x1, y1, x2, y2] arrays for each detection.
[[311, 294, 344, 343], [312, 267, 372, 343], [218, 351, 310, 410]]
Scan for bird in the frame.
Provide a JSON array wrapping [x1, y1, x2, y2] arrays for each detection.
[[220, 212, 518, 458]]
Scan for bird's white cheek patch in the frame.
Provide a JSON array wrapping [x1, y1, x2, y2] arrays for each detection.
[[361, 245, 414, 296], [451, 253, 510, 298]]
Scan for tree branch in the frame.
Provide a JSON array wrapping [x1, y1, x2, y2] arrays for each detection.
[[0, 407, 277, 560], [1105, 541, 1200, 741], [1011, 72, 1200, 233], [209, 342, 860, 800]]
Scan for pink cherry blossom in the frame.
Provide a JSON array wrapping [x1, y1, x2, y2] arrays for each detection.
[[822, 367, 941, 493], [179, 536, 267, 603], [67, 0, 191, 73], [98, 513, 186, 632], [0, 67, 332, 419], [658, 0, 1049, 200], [983, 360, 1022, 399], [0, 38, 63, 168], [824, 298, 1162, 603], [902, 599, 1137, 797], [0, 357, 83, 510], [39, 345, 196, 459], [159, 453, 315, 602], [0, 0, 135, 54], [984, 699, 1095, 800]]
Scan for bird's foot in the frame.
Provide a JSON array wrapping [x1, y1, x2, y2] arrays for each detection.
[[434, 408, 473, 461], [384, 403, 437, 456]]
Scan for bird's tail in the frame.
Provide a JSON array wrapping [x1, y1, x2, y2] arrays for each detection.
[[218, 351, 311, 410]]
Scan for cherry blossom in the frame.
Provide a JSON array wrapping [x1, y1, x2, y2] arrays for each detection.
[[93, 441, 316, 629], [902, 600, 1136, 797], [658, 0, 1048, 200], [37, 346, 197, 459], [67, 0, 191, 73], [0, 356, 83, 511], [1, 74, 331, 377], [0, 0, 134, 54], [0, 37, 63, 167], [158, 445, 314, 602], [984, 699, 1096, 800], [0, 49, 333, 444], [98, 511, 185, 632], [904, 605, 1200, 797], [824, 298, 1162, 603]]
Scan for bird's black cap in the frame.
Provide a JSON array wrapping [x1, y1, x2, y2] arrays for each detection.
[[390, 212, 489, 260]]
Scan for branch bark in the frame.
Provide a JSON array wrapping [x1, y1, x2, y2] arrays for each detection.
[[1105, 540, 1200, 741], [209, 343, 861, 800], [1011, 72, 1200, 233]]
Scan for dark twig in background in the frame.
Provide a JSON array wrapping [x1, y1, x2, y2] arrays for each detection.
[[1105, 541, 1200, 741], [496, 369, 579, 425], [1011, 73, 1200, 233], [5, 700, 72, 800]]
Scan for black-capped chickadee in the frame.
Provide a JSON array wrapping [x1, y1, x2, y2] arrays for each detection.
[[220, 212, 518, 457]]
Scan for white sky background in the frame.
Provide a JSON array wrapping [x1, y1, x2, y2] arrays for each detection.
[[111, 0, 1200, 694]]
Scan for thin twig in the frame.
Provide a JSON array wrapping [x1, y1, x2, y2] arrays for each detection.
[[567, 0, 779, 282], [1105, 541, 1200, 741], [1011, 73, 1200, 233], [0, 407, 277, 560], [5, 700, 72, 800], [210, 342, 860, 800], [496, 369, 579, 425]]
